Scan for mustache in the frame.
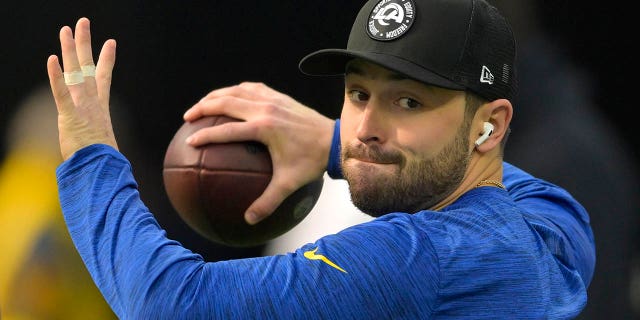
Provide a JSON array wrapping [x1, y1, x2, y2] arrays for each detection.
[[343, 143, 404, 164]]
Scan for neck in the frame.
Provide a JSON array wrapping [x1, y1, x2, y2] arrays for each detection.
[[431, 151, 504, 211]]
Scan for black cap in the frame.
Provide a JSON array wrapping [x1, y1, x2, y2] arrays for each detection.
[[299, 0, 517, 101]]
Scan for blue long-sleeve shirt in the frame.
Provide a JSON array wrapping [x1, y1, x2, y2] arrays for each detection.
[[56, 121, 595, 319]]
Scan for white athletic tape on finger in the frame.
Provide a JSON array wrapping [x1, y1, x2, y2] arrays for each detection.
[[81, 65, 96, 77], [63, 71, 84, 85]]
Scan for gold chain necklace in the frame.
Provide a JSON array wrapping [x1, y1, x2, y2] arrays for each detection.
[[476, 179, 506, 190]]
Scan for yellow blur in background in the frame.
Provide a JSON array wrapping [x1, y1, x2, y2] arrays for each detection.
[[0, 85, 115, 319]]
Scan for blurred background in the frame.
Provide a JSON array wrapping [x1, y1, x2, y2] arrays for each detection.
[[0, 1, 637, 319]]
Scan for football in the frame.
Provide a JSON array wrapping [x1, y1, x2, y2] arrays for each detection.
[[162, 115, 324, 247]]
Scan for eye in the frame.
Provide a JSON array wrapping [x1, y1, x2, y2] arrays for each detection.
[[348, 89, 369, 103], [397, 97, 422, 109]]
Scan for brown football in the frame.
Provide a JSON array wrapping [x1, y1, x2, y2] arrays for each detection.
[[162, 116, 324, 247]]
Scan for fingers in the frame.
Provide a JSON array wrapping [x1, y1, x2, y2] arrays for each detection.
[[59, 21, 88, 108], [96, 39, 116, 109], [184, 94, 279, 147], [244, 175, 296, 225], [179, 82, 333, 226], [201, 82, 275, 103], [47, 55, 74, 115], [60, 25, 84, 90], [48, 17, 119, 160], [185, 120, 258, 146], [61, 18, 103, 97], [74, 18, 99, 100], [54, 17, 115, 110], [74, 18, 95, 68], [183, 82, 278, 121], [188, 95, 261, 122]]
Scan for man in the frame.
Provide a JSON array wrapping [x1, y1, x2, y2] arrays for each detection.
[[47, 0, 595, 318]]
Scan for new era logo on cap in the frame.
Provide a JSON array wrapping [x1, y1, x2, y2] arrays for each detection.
[[367, 0, 416, 41], [480, 66, 494, 84]]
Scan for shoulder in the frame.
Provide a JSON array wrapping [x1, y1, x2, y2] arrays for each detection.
[[503, 161, 595, 286]]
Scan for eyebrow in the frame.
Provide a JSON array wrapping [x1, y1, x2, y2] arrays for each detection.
[[345, 63, 412, 82]]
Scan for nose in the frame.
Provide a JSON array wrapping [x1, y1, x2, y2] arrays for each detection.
[[356, 103, 388, 144]]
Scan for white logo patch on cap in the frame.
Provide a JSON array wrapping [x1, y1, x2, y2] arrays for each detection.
[[367, 0, 415, 41]]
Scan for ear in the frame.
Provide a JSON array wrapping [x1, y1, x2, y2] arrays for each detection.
[[473, 98, 513, 153]]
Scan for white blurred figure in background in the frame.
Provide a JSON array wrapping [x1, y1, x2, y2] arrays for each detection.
[[264, 173, 373, 255]]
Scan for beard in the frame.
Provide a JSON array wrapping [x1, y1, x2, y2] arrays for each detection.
[[342, 124, 471, 217]]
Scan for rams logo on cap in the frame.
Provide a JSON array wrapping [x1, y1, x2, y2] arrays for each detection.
[[367, 0, 415, 41]]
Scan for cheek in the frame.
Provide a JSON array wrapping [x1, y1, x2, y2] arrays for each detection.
[[394, 119, 458, 158], [340, 103, 359, 142]]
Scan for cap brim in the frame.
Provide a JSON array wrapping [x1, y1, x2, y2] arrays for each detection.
[[299, 49, 465, 91]]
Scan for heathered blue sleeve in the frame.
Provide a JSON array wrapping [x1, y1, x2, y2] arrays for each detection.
[[326, 119, 344, 179], [503, 162, 596, 287], [56, 144, 441, 319]]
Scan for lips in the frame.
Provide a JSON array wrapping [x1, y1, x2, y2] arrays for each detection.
[[352, 157, 393, 165], [343, 145, 403, 165]]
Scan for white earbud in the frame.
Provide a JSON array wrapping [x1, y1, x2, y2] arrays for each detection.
[[474, 122, 494, 147]]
